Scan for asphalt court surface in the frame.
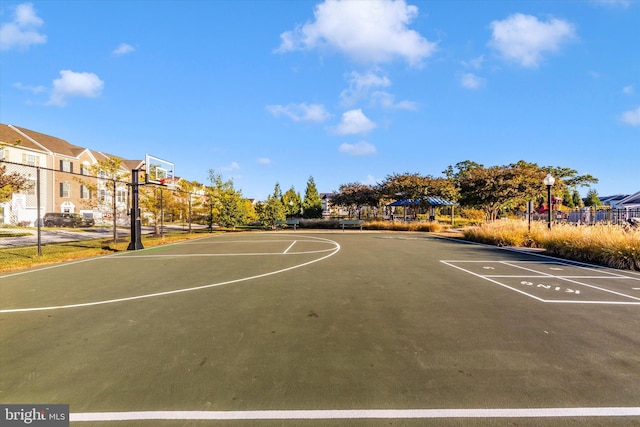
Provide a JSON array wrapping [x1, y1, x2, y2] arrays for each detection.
[[1, 231, 639, 426], [0, 233, 340, 312], [442, 260, 640, 304]]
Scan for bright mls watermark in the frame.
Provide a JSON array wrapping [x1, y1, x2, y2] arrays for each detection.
[[1, 405, 69, 426]]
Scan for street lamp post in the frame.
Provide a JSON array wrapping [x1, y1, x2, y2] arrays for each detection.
[[543, 173, 555, 230]]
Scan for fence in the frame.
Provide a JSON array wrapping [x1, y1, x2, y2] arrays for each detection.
[[1, 160, 209, 247]]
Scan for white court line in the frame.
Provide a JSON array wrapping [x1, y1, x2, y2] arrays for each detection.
[[0, 235, 340, 313], [70, 407, 640, 422], [500, 261, 640, 301], [441, 260, 640, 304], [441, 261, 547, 302], [115, 248, 334, 257], [283, 240, 297, 254]]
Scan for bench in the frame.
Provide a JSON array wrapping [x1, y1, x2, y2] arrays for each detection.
[[276, 219, 300, 231], [339, 219, 364, 231]]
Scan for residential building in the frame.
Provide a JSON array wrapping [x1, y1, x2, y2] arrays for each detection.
[[0, 123, 142, 225]]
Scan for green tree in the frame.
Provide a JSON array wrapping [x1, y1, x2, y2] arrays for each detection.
[[302, 176, 323, 218], [282, 186, 302, 218], [572, 190, 583, 208], [562, 187, 574, 208], [207, 169, 248, 229], [258, 195, 286, 229], [584, 189, 602, 207]]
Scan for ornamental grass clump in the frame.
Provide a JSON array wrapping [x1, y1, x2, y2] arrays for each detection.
[[464, 220, 640, 271], [364, 220, 443, 233], [535, 223, 640, 271], [463, 219, 533, 247]]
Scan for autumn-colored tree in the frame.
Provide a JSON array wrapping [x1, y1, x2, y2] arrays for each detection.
[[330, 182, 379, 219]]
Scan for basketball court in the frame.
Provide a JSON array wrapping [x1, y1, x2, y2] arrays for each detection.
[[1, 232, 639, 426]]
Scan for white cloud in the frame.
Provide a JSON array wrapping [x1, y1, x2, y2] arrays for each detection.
[[620, 106, 640, 126], [370, 91, 417, 110], [334, 109, 377, 135], [462, 55, 485, 69], [340, 70, 391, 106], [0, 3, 47, 51], [47, 70, 104, 106], [489, 13, 576, 68], [622, 85, 635, 95], [339, 141, 377, 156], [276, 0, 437, 66], [257, 157, 271, 165], [461, 73, 486, 89], [113, 43, 135, 56], [221, 161, 241, 171], [266, 103, 331, 123], [13, 82, 46, 93]]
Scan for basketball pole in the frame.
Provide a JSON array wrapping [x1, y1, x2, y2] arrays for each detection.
[[127, 169, 144, 250]]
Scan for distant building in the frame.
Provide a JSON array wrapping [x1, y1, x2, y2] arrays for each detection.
[[600, 194, 629, 209]]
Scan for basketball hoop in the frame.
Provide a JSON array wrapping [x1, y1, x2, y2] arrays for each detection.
[[159, 178, 166, 186]]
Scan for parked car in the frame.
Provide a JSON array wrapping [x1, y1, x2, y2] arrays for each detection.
[[81, 212, 95, 227], [43, 212, 84, 228]]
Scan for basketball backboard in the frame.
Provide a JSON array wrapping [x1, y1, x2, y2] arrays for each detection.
[[145, 154, 174, 185]]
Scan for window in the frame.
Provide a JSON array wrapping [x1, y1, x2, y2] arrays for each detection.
[[98, 189, 107, 202], [22, 153, 39, 166], [0, 148, 6, 160], [80, 163, 90, 175], [80, 185, 91, 199], [60, 182, 70, 198], [60, 160, 73, 173], [117, 189, 127, 204]]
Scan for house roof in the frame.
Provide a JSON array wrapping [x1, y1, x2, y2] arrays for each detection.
[[388, 197, 455, 207], [9, 124, 87, 158], [2, 123, 144, 171], [618, 191, 640, 208], [0, 124, 48, 153]]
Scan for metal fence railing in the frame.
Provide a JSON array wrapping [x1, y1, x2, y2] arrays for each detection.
[[1, 160, 209, 252]]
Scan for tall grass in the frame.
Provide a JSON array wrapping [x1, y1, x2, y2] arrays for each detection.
[[364, 220, 443, 233], [463, 220, 640, 271]]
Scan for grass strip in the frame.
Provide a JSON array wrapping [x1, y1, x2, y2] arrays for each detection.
[[0, 231, 213, 274]]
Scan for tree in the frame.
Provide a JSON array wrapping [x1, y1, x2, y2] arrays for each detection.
[[75, 156, 129, 242], [330, 182, 379, 219], [0, 163, 28, 203], [584, 189, 602, 207], [0, 139, 29, 203], [282, 186, 302, 218], [379, 172, 451, 219], [257, 184, 286, 229], [562, 187, 574, 209], [446, 160, 599, 221], [207, 169, 249, 229], [449, 162, 543, 221], [572, 190, 583, 208], [302, 176, 323, 218]]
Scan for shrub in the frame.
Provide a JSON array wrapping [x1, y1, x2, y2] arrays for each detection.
[[463, 220, 640, 271]]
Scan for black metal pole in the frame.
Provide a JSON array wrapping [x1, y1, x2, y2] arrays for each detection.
[[547, 185, 552, 230], [127, 169, 144, 250], [36, 166, 42, 256]]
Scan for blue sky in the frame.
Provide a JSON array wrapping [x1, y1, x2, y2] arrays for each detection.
[[1, 0, 638, 201]]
